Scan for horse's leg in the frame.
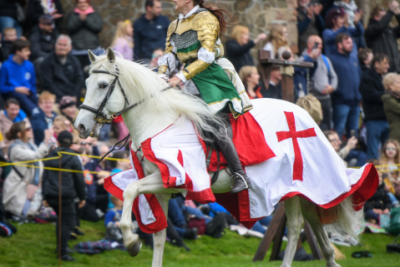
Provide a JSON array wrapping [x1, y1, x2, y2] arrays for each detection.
[[119, 172, 174, 257], [299, 198, 340, 267], [151, 193, 170, 267], [281, 196, 304, 267]]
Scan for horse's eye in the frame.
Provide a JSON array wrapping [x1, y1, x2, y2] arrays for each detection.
[[99, 83, 108, 89]]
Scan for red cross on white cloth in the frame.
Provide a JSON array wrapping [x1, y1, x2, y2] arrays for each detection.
[[276, 111, 317, 181]]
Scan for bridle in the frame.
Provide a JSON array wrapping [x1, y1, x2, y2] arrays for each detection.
[[79, 65, 172, 124]]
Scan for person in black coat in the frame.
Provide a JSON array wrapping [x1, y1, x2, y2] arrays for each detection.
[[225, 25, 266, 72], [42, 131, 86, 262], [365, 2, 400, 73], [359, 53, 390, 160], [29, 15, 59, 62], [364, 171, 392, 224], [27, 0, 64, 29], [40, 35, 84, 102]]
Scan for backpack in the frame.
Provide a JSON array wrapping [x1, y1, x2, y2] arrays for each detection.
[[205, 213, 227, 239]]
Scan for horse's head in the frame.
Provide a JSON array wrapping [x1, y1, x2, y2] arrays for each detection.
[[74, 48, 129, 138]]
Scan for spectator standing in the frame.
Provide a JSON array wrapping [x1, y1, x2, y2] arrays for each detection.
[[29, 15, 59, 77], [42, 131, 86, 262], [2, 121, 51, 220], [1, 27, 17, 62], [359, 53, 390, 160], [27, 0, 64, 29], [239, 66, 261, 99], [133, 0, 169, 63], [297, 0, 324, 53], [31, 91, 57, 146], [297, 35, 338, 130], [0, 0, 25, 37], [40, 35, 84, 102], [263, 24, 290, 59], [358, 48, 373, 71], [0, 39, 38, 116], [0, 98, 29, 154], [323, 7, 363, 56], [328, 33, 362, 140], [225, 25, 266, 72], [365, 2, 400, 73], [382, 73, 400, 143], [111, 20, 134, 61], [66, 0, 103, 71]]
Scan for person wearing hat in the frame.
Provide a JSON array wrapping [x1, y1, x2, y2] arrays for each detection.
[[42, 130, 86, 261], [40, 34, 84, 102], [29, 14, 59, 78], [58, 96, 78, 123], [322, 7, 363, 56]]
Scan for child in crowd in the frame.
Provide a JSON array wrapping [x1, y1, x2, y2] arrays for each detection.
[[104, 195, 123, 241], [58, 96, 78, 124], [364, 160, 392, 225], [111, 20, 134, 61], [0, 39, 38, 116], [379, 140, 400, 204], [79, 147, 103, 222], [149, 48, 164, 69], [1, 28, 18, 62], [358, 48, 373, 71]]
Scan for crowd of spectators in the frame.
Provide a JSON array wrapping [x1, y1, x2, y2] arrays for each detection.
[[0, 0, 400, 262]]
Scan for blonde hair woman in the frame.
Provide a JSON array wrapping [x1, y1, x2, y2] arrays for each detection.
[[226, 25, 266, 72], [263, 24, 290, 59], [111, 20, 134, 61], [239, 66, 262, 99], [382, 73, 400, 144]]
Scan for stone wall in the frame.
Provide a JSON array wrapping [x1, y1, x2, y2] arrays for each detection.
[[59, 0, 296, 58]]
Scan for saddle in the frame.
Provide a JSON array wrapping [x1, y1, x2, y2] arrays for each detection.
[[201, 112, 275, 182]]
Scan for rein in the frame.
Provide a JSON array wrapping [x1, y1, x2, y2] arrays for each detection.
[[80, 65, 173, 162], [80, 66, 173, 124]]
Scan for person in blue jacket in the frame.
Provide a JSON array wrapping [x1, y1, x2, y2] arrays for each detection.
[[328, 33, 362, 140], [31, 91, 57, 146], [0, 39, 38, 116], [323, 7, 364, 57], [133, 0, 170, 63]]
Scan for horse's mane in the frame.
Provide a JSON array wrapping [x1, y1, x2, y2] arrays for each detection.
[[89, 54, 224, 140]]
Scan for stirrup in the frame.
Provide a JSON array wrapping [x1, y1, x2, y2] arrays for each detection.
[[231, 173, 249, 188]]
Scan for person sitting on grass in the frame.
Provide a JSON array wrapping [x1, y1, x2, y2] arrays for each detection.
[[364, 160, 393, 225]]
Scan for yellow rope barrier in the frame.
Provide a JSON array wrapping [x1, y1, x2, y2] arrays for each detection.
[[0, 151, 130, 173]]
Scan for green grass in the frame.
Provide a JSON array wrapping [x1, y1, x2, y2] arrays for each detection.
[[0, 220, 399, 267]]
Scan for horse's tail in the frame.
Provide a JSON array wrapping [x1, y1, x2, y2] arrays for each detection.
[[317, 197, 363, 240]]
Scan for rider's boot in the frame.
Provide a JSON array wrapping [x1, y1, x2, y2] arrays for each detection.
[[214, 130, 252, 194]]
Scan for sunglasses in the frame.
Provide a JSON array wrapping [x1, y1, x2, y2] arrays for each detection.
[[25, 127, 32, 131], [386, 147, 397, 151], [81, 142, 92, 146]]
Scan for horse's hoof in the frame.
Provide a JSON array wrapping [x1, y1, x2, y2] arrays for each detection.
[[127, 239, 142, 257]]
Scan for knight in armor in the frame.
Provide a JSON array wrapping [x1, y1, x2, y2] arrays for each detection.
[[158, 0, 253, 194]]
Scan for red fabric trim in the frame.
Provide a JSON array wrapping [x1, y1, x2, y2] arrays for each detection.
[[103, 155, 168, 234], [276, 111, 316, 181], [141, 138, 172, 188], [280, 163, 379, 213]]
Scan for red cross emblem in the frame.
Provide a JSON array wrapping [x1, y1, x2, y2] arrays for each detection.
[[276, 112, 317, 181]]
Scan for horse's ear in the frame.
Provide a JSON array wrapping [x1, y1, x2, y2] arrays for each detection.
[[88, 50, 97, 63], [106, 48, 116, 63]]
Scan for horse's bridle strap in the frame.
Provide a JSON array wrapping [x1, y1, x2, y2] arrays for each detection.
[[79, 67, 173, 124]]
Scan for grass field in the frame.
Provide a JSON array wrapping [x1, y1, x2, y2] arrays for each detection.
[[0, 220, 399, 267]]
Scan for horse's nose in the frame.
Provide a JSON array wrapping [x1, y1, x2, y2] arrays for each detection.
[[78, 124, 87, 138]]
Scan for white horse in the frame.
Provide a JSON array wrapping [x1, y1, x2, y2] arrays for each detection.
[[75, 49, 360, 267]]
